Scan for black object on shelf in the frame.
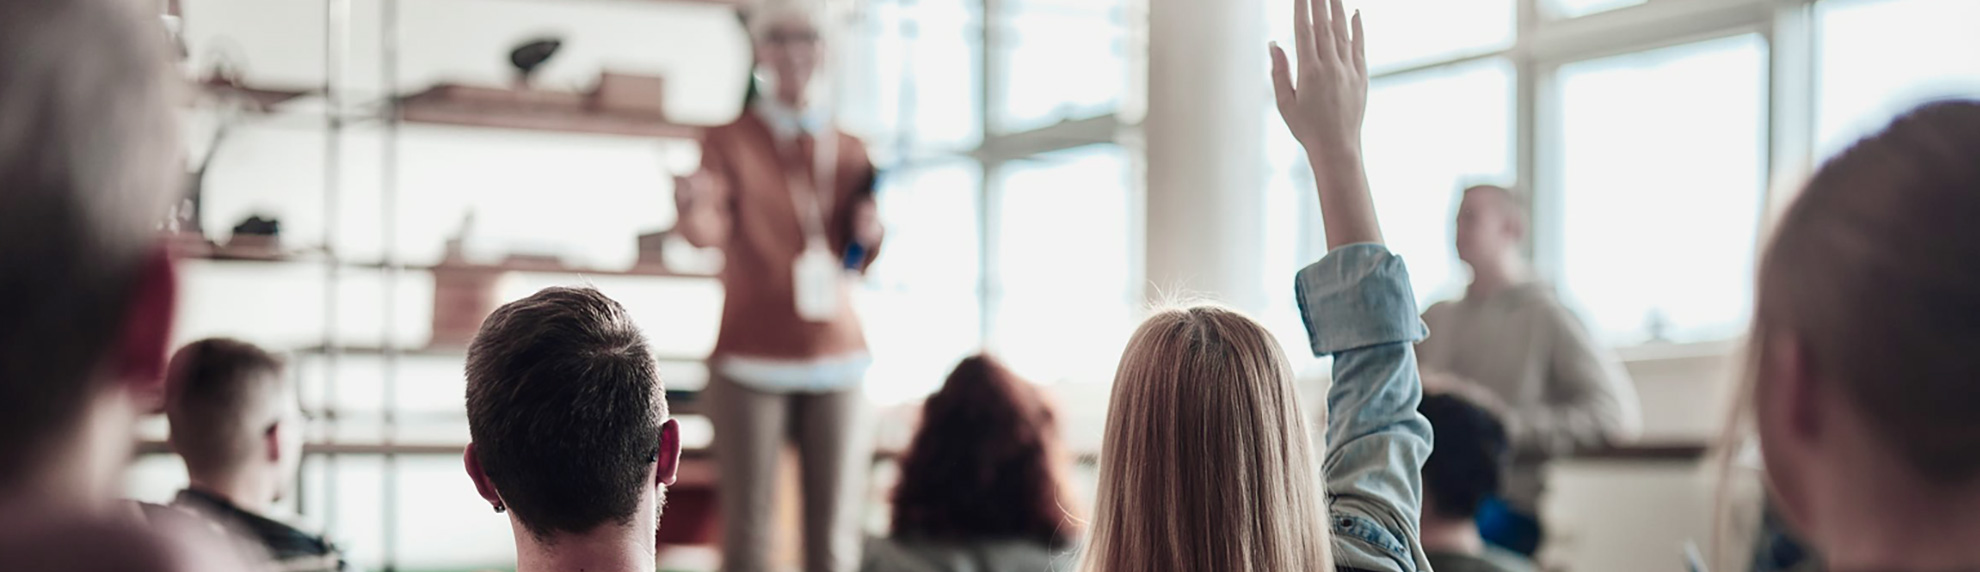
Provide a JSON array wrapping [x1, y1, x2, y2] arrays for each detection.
[[510, 38, 563, 86], [232, 214, 281, 237]]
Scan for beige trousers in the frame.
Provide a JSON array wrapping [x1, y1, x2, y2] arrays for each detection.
[[708, 373, 870, 572]]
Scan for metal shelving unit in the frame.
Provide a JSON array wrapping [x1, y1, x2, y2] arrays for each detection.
[[171, 0, 734, 568]]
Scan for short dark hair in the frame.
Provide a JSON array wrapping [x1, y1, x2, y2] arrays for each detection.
[[465, 287, 668, 539], [1420, 393, 1511, 518], [164, 339, 288, 477], [0, 0, 181, 481], [891, 355, 1078, 546]]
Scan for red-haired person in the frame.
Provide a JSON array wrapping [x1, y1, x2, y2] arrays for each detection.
[[865, 356, 1082, 572]]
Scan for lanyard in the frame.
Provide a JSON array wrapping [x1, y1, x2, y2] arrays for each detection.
[[779, 128, 838, 246]]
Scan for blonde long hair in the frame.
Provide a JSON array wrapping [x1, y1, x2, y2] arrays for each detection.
[[1080, 305, 1332, 572]]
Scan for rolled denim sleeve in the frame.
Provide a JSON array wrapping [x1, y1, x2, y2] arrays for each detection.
[[1294, 244, 1434, 572]]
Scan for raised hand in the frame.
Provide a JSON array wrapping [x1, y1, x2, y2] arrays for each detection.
[[1270, 0, 1366, 155], [1269, 0, 1381, 248]]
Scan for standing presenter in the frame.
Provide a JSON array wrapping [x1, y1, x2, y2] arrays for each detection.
[[673, 1, 883, 571]]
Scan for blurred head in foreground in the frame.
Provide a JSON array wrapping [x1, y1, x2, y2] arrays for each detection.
[[0, 0, 181, 509], [1749, 100, 1980, 570]]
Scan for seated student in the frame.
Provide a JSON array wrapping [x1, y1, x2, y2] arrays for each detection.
[[1079, 304, 1336, 572], [462, 286, 684, 572], [1417, 394, 1536, 572], [161, 338, 347, 572], [1081, 2, 1431, 570], [0, 0, 252, 570], [865, 355, 1081, 572], [1742, 101, 1980, 570]]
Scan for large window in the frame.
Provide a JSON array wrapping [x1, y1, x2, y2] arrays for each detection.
[[1813, 0, 1980, 159], [1365, 59, 1516, 306], [1356, 0, 1514, 73], [859, 161, 985, 403], [1270, 0, 1980, 351], [1547, 0, 1647, 19], [989, 144, 1135, 384], [839, 0, 982, 159], [841, 0, 1133, 392], [1550, 34, 1768, 344], [994, 0, 1129, 132]]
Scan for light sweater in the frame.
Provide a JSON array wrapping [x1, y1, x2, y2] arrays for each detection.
[[1416, 282, 1643, 513]]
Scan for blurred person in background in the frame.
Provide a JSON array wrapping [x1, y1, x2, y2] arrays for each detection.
[[1737, 100, 1980, 571], [1417, 393, 1535, 572], [1414, 184, 1642, 556], [162, 338, 346, 572], [463, 287, 684, 572], [673, 0, 883, 570], [0, 0, 252, 570], [864, 355, 1081, 572]]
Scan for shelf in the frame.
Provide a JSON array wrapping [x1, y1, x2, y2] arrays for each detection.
[[186, 79, 706, 140], [398, 83, 701, 140], [180, 250, 719, 281], [190, 77, 318, 112]]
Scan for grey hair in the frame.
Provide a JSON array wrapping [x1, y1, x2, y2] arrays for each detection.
[[746, 0, 826, 43]]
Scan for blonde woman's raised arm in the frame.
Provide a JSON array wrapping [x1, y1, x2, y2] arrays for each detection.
[[1270, 0, 1378, 249]]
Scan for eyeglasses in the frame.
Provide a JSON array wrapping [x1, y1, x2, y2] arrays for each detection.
[[765, 30, 820, 46]]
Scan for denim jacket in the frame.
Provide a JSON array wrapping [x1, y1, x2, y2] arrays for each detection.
[[1295, 244, 1435, 572]]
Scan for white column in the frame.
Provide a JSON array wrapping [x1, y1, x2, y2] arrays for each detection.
[[1141, 0, 1271, 316]]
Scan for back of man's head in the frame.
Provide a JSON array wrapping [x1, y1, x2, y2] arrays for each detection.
[[164, 339, 290, 483], [1420, 393, 1512, 521], [0, 0, 182, 484], [465, 287, 670, 540]]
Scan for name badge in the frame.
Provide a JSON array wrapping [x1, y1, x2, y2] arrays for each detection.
[[793, 239, 842, 322]]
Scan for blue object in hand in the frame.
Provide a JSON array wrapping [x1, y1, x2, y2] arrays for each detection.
[[842, 241, 867, 270]]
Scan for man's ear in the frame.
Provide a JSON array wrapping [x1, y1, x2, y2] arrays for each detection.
[[263, 421, 282, 464], [1755, 333, 1821, 528], [118, 248, 177, 402], [655, 419, 682, 487], [1759, 335, 1823, 444], [463, 444, 502, 505]]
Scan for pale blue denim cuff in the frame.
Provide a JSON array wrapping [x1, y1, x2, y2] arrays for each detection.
[[1294, 243, 1428, 357]]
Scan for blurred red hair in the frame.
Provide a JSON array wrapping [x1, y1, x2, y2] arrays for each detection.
[[889, 355, 1081, 546]]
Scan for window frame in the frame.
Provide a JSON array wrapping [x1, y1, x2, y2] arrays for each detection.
[[850, 0, 1138, 361], [1355, 0, 1818, 351]]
